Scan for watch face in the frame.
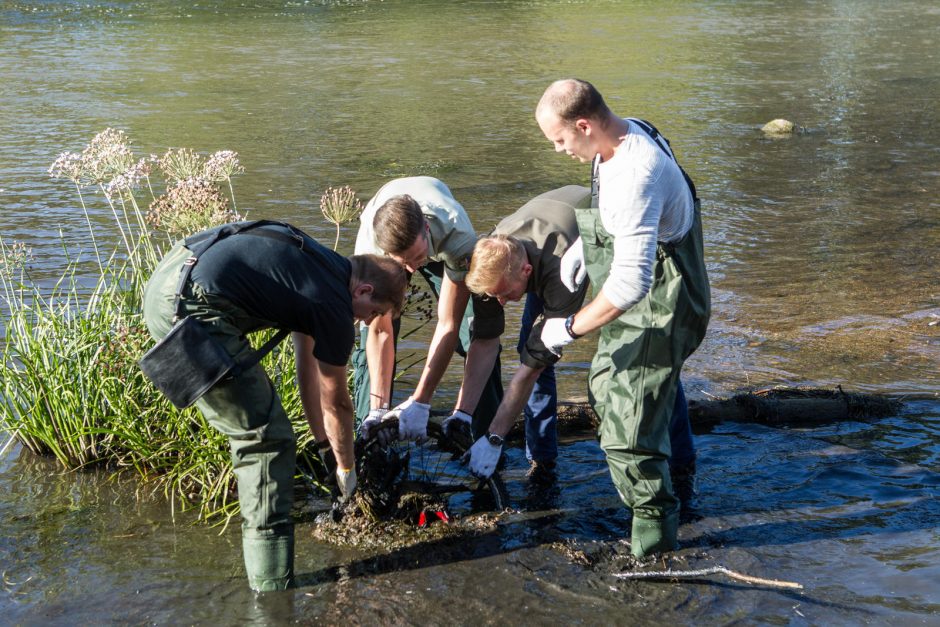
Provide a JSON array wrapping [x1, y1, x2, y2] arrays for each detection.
[[487, 433, 503, 446]]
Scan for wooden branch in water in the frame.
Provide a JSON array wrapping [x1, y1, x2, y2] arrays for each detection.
[[687, 386, 902, 428], [613, 565, 803, 590], [505, 387, 902, 440]]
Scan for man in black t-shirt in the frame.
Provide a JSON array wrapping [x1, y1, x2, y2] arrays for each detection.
[[142, 222, 408, 592]]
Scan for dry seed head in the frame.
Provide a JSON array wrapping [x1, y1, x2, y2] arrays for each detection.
[[320, 185, 362, 227], [147, 178, 241, 238]]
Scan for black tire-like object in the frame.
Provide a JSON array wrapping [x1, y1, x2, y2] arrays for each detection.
[[361, 417, 509, 512]]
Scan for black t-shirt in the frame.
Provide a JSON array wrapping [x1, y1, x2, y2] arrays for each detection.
[[189, 223, 354, 366]]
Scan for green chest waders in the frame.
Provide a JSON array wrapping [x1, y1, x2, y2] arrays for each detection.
[[577, 155, 710, 557], [142, 225, 307, 592]]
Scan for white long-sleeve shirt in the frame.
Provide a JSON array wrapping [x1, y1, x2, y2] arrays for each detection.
[[597, 119, 694, 311]]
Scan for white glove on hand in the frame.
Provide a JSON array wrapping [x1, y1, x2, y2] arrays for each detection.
[[463, 435, 502, 479], [358, 407, 390, 444], [442, 409, 472, 440], [560, 236, 586, 292], [541, 317, 575, 356], [336, 467, 357, 502], [394, 396, 431, 441]]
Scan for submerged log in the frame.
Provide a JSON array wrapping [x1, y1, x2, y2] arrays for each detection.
[[507, 387, 903, 440], [686, 387, 902, 429]]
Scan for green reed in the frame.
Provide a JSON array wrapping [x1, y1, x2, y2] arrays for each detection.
[[0, 129, 347, 525], [0, 128, 435, 525]]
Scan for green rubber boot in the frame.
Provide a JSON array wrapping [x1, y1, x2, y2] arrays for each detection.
[[631, 512, 678, 558], [242, 526, 295, 592]]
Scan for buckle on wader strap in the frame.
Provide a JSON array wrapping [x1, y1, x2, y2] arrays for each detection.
[[172, 256, 200, 323]]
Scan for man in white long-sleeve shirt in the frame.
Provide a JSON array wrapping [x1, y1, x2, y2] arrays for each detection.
[[535, 78, 710, 557]]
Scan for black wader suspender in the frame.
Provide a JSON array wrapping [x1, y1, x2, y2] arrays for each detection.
[[627, 118, 698, 202], [589, 120, 699, 212], [590, 119, 698, 255], [174, 220, 293, 376]]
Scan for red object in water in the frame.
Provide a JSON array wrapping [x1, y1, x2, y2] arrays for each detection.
[[417, 509, 450, 528]]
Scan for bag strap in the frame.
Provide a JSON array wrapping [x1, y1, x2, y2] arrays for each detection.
[[590, 153, 601, 209], [230, 328, 290, 377]]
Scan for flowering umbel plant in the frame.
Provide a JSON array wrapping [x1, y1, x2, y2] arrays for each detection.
[[150, 148, 244, 239], [49, 129, 247, 259], [320, 185, 362, 250], [147, 177, 240, 239]]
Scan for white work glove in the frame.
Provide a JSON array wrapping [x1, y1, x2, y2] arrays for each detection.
[[394, 396, 431, 441], [336, 467, 357, 502], [541, 317, 575, 356], [358, 407, 394, 445], [559, 236, 586, 292], [463, 435, 502, 479], [442, 409, 472, 440]]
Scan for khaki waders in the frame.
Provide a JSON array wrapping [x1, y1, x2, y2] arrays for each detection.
[[576, 202, 710, 557], [143, 241, 296, 591]]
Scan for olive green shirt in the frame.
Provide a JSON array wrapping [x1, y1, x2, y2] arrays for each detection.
[[354, 176, 477, 282], [474, 185, 591, 368]]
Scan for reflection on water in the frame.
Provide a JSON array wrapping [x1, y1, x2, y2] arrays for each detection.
[[0, 0, 938, 623]]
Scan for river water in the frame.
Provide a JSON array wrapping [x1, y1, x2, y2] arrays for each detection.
[[1, 0, 938, 624]]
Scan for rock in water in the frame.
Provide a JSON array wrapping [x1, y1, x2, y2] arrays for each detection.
[[762, 118, 796, 135]]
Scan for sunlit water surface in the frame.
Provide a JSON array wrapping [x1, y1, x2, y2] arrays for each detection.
[[1, 0, 938, 624]]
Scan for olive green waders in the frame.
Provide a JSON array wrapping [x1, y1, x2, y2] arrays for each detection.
[[352, 261, 504, 439], [143, 241, 296, 591], [576, 203, 710, 557]]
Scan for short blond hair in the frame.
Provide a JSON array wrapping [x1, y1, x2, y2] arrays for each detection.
[[466, 235, 528, 295]]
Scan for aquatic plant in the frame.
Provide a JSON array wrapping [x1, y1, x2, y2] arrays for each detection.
[[147, 177, 241, 241], [320, 185, 362, 250], [1, 129, 354, 525]]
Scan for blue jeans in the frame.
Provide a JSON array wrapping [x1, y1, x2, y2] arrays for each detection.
[[518, 293, 557, 464], [519, 293, 696, 468], [669, 379, 696, 468]]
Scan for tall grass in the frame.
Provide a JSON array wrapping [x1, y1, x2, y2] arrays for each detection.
[[0, 129, 348, 525]]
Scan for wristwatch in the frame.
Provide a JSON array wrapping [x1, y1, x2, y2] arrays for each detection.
[[565, 313, 581, 339], [486, 432, 504, 447]]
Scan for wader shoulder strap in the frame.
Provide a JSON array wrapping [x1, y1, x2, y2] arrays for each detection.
[[240, 224, 351, 286], [627, 118, 698, 202], [172, 220, 293, 321], [591, 154, 601, 209], [171, 220, 291, 370]]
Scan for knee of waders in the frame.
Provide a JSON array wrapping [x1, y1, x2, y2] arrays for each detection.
[[631, 512, 678, 558], [242, 525, 295, 592]]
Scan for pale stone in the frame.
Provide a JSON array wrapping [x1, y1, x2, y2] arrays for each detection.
[[762, 118, 796, 135]]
